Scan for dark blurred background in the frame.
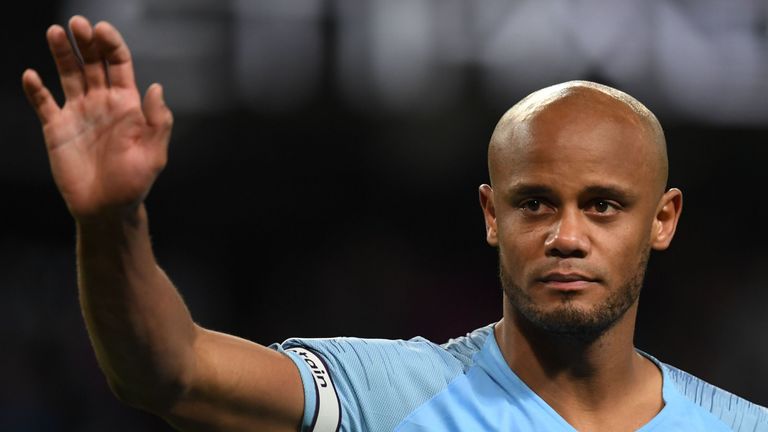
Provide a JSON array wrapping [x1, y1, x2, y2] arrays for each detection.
[[3, 0, 767, 430]]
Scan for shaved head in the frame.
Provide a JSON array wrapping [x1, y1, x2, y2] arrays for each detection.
[[488, 81, 668, 196], [479, 81, 683, 342], [479, 80, 683, 345]]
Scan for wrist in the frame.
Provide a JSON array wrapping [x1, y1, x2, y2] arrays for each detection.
[[75, 203, 147, 232]]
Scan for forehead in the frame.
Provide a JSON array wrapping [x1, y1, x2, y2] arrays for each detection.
[[491, 95, 659, 194]]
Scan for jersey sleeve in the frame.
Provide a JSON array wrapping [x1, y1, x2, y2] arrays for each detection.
[[270, 336, 469, 432], [663, 362, 768, 431]]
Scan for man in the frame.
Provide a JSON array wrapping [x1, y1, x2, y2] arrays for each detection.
[[22, 15, 766, 432]]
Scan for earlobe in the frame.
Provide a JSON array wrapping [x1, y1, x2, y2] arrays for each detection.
[[651, 188, 683, 250], [479, 184, 499, 247]]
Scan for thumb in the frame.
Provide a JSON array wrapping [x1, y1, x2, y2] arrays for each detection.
[[142, 83, 173, 130]]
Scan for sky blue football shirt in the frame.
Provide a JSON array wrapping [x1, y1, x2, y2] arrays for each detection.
[[272, 324, 767, 431]]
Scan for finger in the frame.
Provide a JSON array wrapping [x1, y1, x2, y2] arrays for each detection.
[[143, 83, 173, 131], [22, 69, 61, 125], [69, 15, 107, 90], [46, 24, 85, 99], [92, 20, 135, 89], [142, 84, 173, 169]]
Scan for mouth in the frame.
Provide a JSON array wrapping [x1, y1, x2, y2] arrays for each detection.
[[536, 272, 600, 291]]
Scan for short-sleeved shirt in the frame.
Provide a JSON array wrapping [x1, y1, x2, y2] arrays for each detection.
[[271, 324, 768, 431]]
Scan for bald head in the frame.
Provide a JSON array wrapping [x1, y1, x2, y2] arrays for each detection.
[[488, 81, 668, 195]]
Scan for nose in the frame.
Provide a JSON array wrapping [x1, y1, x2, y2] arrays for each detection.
[[545, 208, 590, 258]]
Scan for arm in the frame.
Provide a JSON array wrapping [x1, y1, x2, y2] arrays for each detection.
[[22, 15, 304, 431]]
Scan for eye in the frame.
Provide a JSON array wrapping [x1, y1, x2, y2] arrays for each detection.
[[587, 199, 620, 215], [523, 199, 541, 212], [519, 198, 553, 215]]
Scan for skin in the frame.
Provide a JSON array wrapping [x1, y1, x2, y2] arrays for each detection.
[[23, 16, 304, 431], [23, 15, 683, 432], [479, 82, 683, 431]]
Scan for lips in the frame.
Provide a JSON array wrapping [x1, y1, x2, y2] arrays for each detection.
[[537, 272, 599, 290], [540, 272, 597, 282]]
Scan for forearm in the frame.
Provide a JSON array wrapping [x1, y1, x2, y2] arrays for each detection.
[[76, 204, 197, 412]]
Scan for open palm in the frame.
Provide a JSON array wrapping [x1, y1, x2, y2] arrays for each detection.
[[23, 16, 172, 220]]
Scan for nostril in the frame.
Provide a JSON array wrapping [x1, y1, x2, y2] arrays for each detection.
[[546, 247, 587, 259], [544, 217, 589, 258]]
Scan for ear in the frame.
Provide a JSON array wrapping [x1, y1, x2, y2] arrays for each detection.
[[479, 184, 499, 247], [651, 188, 683, 250]]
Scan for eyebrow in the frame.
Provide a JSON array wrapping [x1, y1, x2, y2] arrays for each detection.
[[582, 185, 637, 203], [505, 183, 555, 199], [505, 183, 637, 204]]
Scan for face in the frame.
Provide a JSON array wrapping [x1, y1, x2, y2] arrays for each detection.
[[480, 97, 681, 340]]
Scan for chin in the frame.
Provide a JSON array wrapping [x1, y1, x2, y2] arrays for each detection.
[[527, 306, 622, 342]]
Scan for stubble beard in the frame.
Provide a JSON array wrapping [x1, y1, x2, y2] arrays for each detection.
[[500, 248, 650, 343]]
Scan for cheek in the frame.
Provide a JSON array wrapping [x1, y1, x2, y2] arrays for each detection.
[[599, 224, 651, 278], [497, 221, 547, 276]]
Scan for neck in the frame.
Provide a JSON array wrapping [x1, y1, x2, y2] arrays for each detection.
[[496, 296, 663, 430]]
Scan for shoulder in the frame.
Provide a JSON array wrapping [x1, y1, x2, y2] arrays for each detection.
[[659, 360, 768, 431], [272, 324, 494, 432], [279, 324, 493, 378]]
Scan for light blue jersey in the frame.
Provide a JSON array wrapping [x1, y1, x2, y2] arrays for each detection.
[[271, 324, 768, 431]]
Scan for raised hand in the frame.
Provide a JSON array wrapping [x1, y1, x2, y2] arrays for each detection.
[[22, 15, 172, 222]]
